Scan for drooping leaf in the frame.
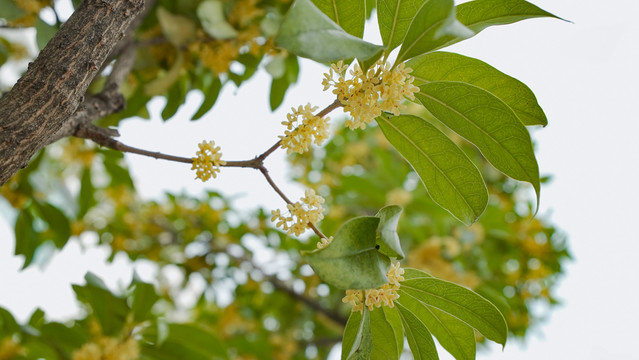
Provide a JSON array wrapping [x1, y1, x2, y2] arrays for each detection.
[[130, 279, 160, 322], [408, 52, 547, 126], [0, 307, 20, 333], [14, 208, 40, 269], [157, 7, 197, 46], [377, 114, 488, 225], [161, 75, 189, 120], [303, 216, 390, 289], [342, 309, 372, 360], [377, 0, 428, 51], [275, 0, 384, 63], [396, 302, 439, 360], [415, 82, 540, 206], [269, 55, 300, 110], [370, 306, 403, 360], [192, 76, 222, 120], [396, 0, 473, 63], [311, 0, 366, 38], [197, 0, 238, 39], [400, 276, 508, 346], [374, 205, 405, 259], [398, 290, 476, 360], [77, 167, 95, 219]]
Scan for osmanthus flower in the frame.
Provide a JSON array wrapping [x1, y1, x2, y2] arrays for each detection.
[[271, 189, 325, 236], [279, 103, 330, 154], [322, 60, 419, 130], [342, 261, 405, 312], [71, 337, 139, 360], [192, 140, 226, 182]]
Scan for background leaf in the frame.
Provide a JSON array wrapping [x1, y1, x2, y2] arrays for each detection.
[[415, 82, 540, 205], [400, 276, 508, 346], [377, 114, 487, 225], [275, 0, 383, 63], [303, 216, 390, 289], [311, 0, 366, 38], [408, 51, 547, 126]]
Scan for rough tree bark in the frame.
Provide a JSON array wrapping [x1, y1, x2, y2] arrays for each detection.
[[0, 0, 145, 185]]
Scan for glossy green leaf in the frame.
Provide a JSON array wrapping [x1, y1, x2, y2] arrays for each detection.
[[35, 18, 57, 50], [377, 114, 487, 225], [400, 277, 508, 346], [457, 0, 562, 34], [396, 302, 439, 360], [78, 167, 95, 219], [303, 216, 390, 289], [415, 82, 540, 205], [374, 205, 405, 259], [311, 0, 365, 38], [14, 208, 39, 269], [192, 76, 222, 120], [408, 52, 547, 126], [275, 0, 384, 63], [396, 0, 473, 63], [398, 290, 476, 360], [342, 309, 372, 360], [377, 0, 428, 51], [427, 0, 562, 50], [197, 0, 238, 39], [34, 202, 71, 249], [370, 307, 403, 360]]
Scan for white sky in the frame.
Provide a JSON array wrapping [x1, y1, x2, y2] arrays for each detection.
[[2, 0, 639, 358]]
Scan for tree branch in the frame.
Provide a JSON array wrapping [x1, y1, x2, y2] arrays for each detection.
[[0, 0, 145, 185]]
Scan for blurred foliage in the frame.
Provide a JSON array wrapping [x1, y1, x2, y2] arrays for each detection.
[[0, 0, 570, 359]]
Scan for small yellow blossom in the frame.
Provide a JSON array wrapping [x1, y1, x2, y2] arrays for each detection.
[[192, 140, 226, 182], [271, 189, 325, 236], [72, 337, 139, 360], [323, 60, 419, 130], [279, 103, 330, 154], [342, 261, 405, 312], [316, 236, 333, 249]]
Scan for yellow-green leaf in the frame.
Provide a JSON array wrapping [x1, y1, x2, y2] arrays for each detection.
[[377, 0, 428, 51], [312, 0, 365, 38]]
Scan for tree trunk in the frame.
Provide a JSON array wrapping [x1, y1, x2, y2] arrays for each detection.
[[0, 0, 144, 185]]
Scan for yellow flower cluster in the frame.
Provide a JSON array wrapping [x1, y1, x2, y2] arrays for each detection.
[[279, 103, 330, 154], [271, 189, 325, 236], [192, 140, 226, 182], [342, 261, 405, 312], [322, 60, 419, 130], [0, 337, 24, 359], [72, 337, 139, 360]]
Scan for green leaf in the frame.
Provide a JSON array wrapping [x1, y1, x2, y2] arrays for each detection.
[[142, 324, 228, 360], [28, 308, 45, 328], [197, 0, 238, 39], [457, 0, 563, 34], [396, 0, 473, 63], [34, 202, 71, 249], [14, 208, 40, 269], [0, 0, 26, 21], [144, 52, 184, 97], [161, 75, 188, 120], [311, 0, 366, 38], [41, 322, 88, 352], [403, 267, 433, 280], [377, 0, 428, 51], [157, 7, 197, 46], [400, 277, 508, 346], [303, 216, 390, 289], [415, 82, 540, 206], [396, 302, 439, 360], [398, 290, 476, 360], [77, 167, 95, 219], [192, 76, 222, 120], [377, 114, 487, 225], [275, 0, 384, 63], [35, 18, 57, 50], [72, 273, 129, 336], [0, 307, 20, 334], [407, 52, 547, 126], [342, 309, 372, 360], [131, 279, 160, 322], [374, 205, 405, 259], [370, 307, 403, 360]]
